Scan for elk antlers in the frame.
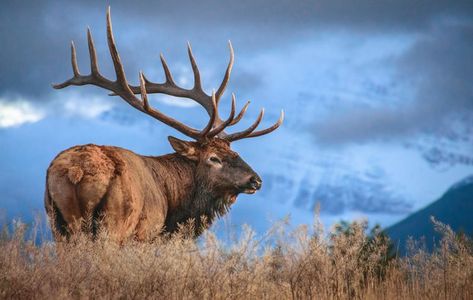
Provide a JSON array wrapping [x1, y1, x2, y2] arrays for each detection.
[[53, 7, 283, 142]]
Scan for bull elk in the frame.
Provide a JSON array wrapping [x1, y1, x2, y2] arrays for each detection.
[[45, 8, 283, 241]]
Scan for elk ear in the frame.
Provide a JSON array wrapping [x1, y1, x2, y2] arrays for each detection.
[[168, 136, 199, 161]]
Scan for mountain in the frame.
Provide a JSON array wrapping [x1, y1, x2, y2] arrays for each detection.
[[386, 175, 473, 255]]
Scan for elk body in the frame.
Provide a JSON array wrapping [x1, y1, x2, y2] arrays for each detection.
[[45, 9, 283, 242]]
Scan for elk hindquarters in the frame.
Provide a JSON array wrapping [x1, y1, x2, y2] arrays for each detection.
[[46, 144, 117, 234]]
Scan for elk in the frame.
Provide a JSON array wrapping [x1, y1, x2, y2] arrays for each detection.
[[45, 8, 283, 242]]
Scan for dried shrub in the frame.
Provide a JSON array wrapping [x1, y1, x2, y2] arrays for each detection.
[[0, 216, 472, 299]]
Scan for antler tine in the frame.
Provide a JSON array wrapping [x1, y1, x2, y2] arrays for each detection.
[[199, 91, 218, 138], [224, 108, 265, 142], [106, 7, 132, 93], [230, 100, 250, 126], [208, 93, 236, 137], [141, 72, 151, 110], [246, 110, 284, 138], [215, 41, 234, 104], [52, 42, 80, 89], [71, 41, 80, 77], [231, 110, 284, 141], [87, 27, 100, 76], [187, 42, 203, 92], [139, 72, 203, 138], [160, 53, 176, 85]]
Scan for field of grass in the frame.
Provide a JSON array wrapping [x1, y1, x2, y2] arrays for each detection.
[[1, 216, 472, 299]]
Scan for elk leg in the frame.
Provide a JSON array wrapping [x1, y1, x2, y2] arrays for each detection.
[[46, 173, 82, 236], [99, 173, 143, 243], [44, 184, 68, 241]]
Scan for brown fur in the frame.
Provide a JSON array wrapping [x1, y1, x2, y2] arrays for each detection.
[[45, 138, 261, 242]]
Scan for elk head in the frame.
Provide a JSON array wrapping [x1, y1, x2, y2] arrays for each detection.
[[53, 7, 283, 202], [168, 137, 262, 202]]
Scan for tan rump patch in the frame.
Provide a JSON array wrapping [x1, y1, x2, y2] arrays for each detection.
[[67, 166, 84, 185]]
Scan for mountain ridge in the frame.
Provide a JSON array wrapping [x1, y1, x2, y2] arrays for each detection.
[[386, 175, 473, 254]]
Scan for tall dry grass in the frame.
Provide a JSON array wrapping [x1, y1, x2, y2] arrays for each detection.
[[1, 215, 472, 299]]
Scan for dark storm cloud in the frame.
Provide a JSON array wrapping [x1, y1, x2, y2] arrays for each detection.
[[115, 0, 473, 31], [0, 2, 100, 99], [312, 21, 473, 144], [1, 0, 473, 101]]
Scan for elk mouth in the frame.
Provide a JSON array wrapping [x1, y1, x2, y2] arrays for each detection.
[[235, 185, 259, 195], [239, 181, 262, 194], [235, 175, 262, 195], [242, 188, 257, 194]]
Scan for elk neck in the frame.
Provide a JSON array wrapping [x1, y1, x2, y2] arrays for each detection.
[[145, 153, 233, 235]]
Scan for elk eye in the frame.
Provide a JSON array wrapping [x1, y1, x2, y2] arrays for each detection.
[[209, 156, 221, 164]]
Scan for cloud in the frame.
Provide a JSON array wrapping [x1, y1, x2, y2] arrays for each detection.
[[0, 92, 118, 128], [60, 94, 115, 119], [111, 0, 473, 32], [311, 20, 473, 145], [157, 96, 199, 108], [0, 99, 45, 128], [2, 0, 472, 102]]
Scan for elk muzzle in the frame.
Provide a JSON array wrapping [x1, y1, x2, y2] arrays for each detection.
[[241, 174, 262, 194]]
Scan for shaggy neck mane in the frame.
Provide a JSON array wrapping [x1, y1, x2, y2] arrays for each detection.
[[173, 185, 233, 236], [148, 153, 233, 236]]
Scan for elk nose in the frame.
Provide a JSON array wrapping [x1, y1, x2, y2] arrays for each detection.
[[249, 175, 262, 190]]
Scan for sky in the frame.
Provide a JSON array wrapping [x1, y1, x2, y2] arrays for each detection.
[[0, 0, 472, 235]]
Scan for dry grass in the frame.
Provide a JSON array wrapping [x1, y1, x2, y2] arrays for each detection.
[[1, 216, 472, 300]]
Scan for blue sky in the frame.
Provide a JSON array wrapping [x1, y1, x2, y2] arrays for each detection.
[[1, 1, 472, 234]]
